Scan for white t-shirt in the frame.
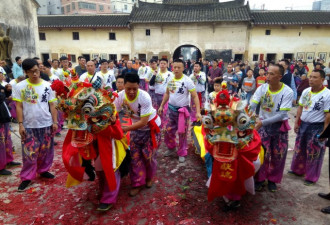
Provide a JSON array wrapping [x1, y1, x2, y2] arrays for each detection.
[[9, 79, 18, 91], [108, 68, 116, 77], [146, 68, 158, 91], [155, 70, 174, 95], [57, 69, 71, 81], [252, 83, 293, 121], [96, 71, 116, 88], [189, 71, 206, 93], [114, 89, 161, 130], [299, 87, 330, 123], [13, 79, 57, 128], [79, 72, 104, 84], [0, 81, 8, 87], [0, 67, 5, 74], [49, 74, 59, 83], [138, 66, 150, 80], [167, 74, 196, 107], [51, 68, 61, 78]]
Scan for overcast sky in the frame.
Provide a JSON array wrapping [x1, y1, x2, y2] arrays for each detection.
[[222, 0, 315, 10]]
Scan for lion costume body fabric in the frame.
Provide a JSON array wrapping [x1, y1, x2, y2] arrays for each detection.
[[201, 86, 263, 201], [51, 71, 127, 191]]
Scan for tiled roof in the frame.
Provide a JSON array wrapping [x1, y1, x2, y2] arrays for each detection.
[[130, 1, 251, 23], [251, 11, 330, 25], [38, 15, 130, 28], [162, 0, 245, 6], [163, 0, 219, 4]]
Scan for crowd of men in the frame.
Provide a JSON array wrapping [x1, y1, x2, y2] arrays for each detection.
[[0, 54, 329, 213]]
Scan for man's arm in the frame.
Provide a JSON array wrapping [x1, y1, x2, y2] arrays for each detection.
[[323, 112, 330, 133], [123, 115, 150, 132], [158, 88, 170, 114], [16, 101, 26, 141], [190, 90, 201, 121], [49, 102, 58, 133]]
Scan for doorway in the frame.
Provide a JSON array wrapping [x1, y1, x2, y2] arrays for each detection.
[[173, 45, 202, 61], [82, 54, 90, 61]]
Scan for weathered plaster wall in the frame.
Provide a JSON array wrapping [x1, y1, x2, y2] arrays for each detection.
[[0, 0, 39, 60]]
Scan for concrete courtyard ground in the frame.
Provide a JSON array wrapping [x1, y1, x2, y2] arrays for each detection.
[[0, 108, 329, 225]]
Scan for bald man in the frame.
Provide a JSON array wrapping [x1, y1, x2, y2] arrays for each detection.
[[79, 61, 97, 82]]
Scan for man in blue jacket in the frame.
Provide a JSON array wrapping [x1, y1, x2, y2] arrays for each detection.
[[12, 56, 23, 79]]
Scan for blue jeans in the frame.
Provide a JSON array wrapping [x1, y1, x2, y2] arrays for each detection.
[[246, 91, 253, 104]]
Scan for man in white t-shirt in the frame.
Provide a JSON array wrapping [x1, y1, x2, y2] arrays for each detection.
[[137, 59, 150, 91], [58, 56, 71, 82], [108, 60, 118, 78], [150, 58, 173, 129], [289, 69, 330, 186], [250, 64, 293, 192], [158, 59, 201, 163], [50, 59, 61, 78], [13, 58, 58, 192], [114, 73, 161, 197], [96, 59, 116, 90], [189, 62, 206, 122], [79, 61, 104, 89], [146, 59, 158, 109]]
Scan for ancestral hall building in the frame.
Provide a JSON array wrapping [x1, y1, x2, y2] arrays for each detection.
[[38, 0, 330, 64]]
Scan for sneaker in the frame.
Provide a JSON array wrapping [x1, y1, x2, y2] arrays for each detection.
[[304, 180, 315, 186], [255, 181, 265, 192], [7, 161, 21, 167], [18, 180, 31, 192], [0, 169, 12, 176], [96, 203, 113, 211], [179, 156, 185, 163], [268, 181, 277, 192], [40, 172, 55, 179], [129, 187, 142, 197], [318, 193, 330, 201], [164, 149, 175, 157], [287, 170, 304, 177], [223, 200, 241, 212], [321, 206, 330, 214]]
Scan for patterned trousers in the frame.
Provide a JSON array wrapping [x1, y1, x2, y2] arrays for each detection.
[[290, 121, 326, 182], [0, 123, 13, 170], [129, 129, 159, 187], [20, 126, 54, 181], [255, 122, 288, 183], [164, 107, 190, 157]]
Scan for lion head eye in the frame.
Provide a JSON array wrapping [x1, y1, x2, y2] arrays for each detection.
[[237, 113, 250, 127], [240, 118, 247, 124]]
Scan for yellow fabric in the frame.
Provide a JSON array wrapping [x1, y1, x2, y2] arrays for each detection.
[[193, 125, 206, 159], [114, 138, 128, 171], [66, 174, 82, 188], [259, 145, 264, 165], [66, 154, 82, 188]]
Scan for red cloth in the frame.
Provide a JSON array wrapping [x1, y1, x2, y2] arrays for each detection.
[[207, 130, 261, 201], [197, 92, 202, 108], [148, 115, 160, 149], [62, 118, 123, 191]]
